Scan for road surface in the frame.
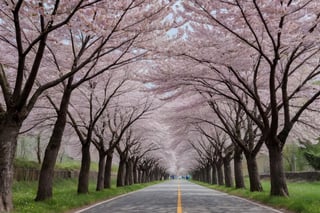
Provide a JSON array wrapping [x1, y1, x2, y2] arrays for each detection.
[[76, 180, 283, 213]]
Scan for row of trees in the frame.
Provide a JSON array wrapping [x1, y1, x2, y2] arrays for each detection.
[[0, 0, 175, 212], [2, 1, 320, 211], [144, 0, 320, 197]]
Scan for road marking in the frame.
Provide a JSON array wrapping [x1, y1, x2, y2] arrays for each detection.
[[177, 182, 183, 213]]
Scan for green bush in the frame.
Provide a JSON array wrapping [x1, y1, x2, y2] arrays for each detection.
[[300, 140, 320, 170], [304, 151, 320, 170]]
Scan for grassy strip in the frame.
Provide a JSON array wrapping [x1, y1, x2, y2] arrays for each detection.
[[192, 180, 320, 213], [14, 158, 119, 172], [13, 178, 159, 213]]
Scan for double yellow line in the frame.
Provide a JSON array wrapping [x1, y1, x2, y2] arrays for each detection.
[[177, 182, 183, 213]]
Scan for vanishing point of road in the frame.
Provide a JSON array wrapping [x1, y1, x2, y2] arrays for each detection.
[[76, 180, 284, 213]]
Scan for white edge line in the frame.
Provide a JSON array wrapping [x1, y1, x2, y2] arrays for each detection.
[[74, 188, 147, 213], [230, 195, 284, 213]]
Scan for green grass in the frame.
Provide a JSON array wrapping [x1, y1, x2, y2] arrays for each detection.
[[14, 158, 119, 173], [13, 178, 159, 213], [55, 161, 99, 171], [14, 158, 40, 169], [55, 160, 118, 173], [193, 179, 320, 213]]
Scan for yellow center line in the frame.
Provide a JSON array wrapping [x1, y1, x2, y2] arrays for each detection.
[[177, 181, 183, 213]]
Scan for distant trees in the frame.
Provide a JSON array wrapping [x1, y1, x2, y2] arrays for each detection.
[[141, 0, 320, 197], [207, 100, 263, 192], [0, 0, 173, 210], [180, 0, 320, 197], [67, 76, 127, 194]]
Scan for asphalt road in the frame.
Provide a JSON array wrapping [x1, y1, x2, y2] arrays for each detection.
[[76, 180, 283, 213]]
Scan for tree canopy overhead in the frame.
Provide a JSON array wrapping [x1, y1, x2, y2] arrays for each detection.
[[1, 1, 320, 211]]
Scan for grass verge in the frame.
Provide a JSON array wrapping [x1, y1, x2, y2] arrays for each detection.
[[13, 178, 159, 213], [14, 158, 119, 172], [192, 179, 320, 213]]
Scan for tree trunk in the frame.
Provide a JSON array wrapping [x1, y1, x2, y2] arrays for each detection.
[[146, 170, 151, 182], [35, 82, 72, 201], [150, 169, 154, 182], [234, 148, 245, 189], [268, 144, 289, 196], [144, 170, 148, 182], [104, 153, 113, 189], [78, 142, 91, 194], [153, 169, 159, 181], [138, 170, 142, 183], [245, 153, 263, 192], [195, 170, 199, 181], [0, 118, 21, 212], [216, 162, 224, 186], [117, 157, 126, 187], [125, 161, 130, 186], [211, 164, 217, 185], [141, 170, 146, 183], [36, 133, 42, 164], [133, 161, 138, 184], [206, 165, 211, 184], [223, 157, 233, 187], [200, 168, 205, 182], [96, 151, 106, 191], [127, 160, 134, 185], [155, 169, 160, 181]]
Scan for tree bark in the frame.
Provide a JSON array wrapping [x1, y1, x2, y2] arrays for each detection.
[[268, 143, 289, 196], [206, 165, 211, 184], [125, 161, 130, 186], [36, 133, 42, 164], [138, 170, 142, 183], [154, 169, 159, 181], [117, 157, 126, 187], [0, 118, 21, 212], [133, 161, 138, 184], [77, 142, 91, 194], [216, 162, 224, 186], [96, 151, 106, 191], [200, 168, 205, 182], [211, 164, 217, 185], [129, 162, 134, 184], [146, 170, 151, 182], [126, 160, 134, 185], [35, 81, 73, 201], [245, 153, 263, 192], [234, 147, 245, 189], [104, 153, 113, 189], [141, 170, 146, 183], [223, 157, 233, 187]]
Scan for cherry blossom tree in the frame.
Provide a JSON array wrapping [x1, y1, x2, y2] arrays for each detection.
[[35, 33, 135, 200], [67, 75, 127, 193], [116, 129, 141, 187], [207, 100, 263, 191], [183, 0, 320, 196], [33, 0, 174, 201], [0, 1, 108, 210], [138, 155, 161, 183], [127, 139, 160, 184], [189, 136, 215, 184], [145, 0, 320, 197]]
